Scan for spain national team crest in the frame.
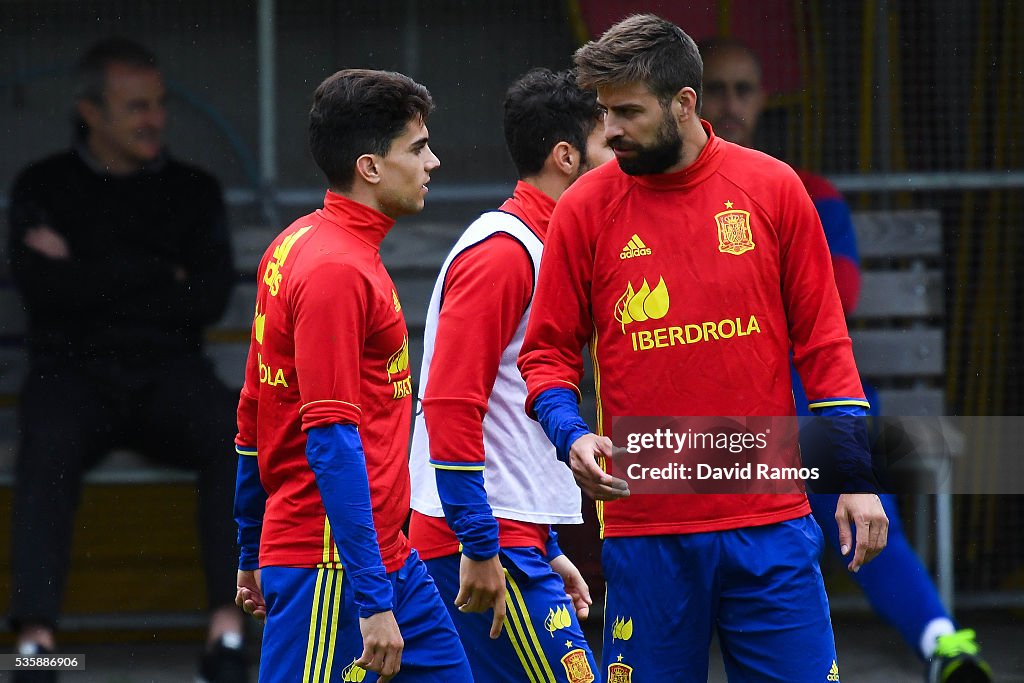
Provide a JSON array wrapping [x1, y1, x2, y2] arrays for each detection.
[[715, 203, 755, 255], [560, 649, 595, 683], [607, 662, 633, 683]]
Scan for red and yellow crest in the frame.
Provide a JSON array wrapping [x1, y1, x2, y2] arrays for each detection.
[[386, 335, 410, 382], [560, 649, 595, 683], [386, 335, 412, 399], [607, 662, 633, 683], [715, 207, 755, 255]]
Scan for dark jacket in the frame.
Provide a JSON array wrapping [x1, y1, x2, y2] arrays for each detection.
[[7, 148, 234, 361]]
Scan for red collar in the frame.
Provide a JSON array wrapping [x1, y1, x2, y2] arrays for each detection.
[[315, 190, 396, 250], [499, 180, 557, 241]]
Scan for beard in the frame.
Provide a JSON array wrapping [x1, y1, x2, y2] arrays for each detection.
[[611, 109, 683, 176]]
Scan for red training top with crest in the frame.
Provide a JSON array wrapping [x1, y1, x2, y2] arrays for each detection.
[[518, 122, 866, 537], [236, 191, 413, 571]]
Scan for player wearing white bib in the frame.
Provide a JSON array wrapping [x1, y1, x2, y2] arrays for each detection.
[[409, 68, 612, 683]]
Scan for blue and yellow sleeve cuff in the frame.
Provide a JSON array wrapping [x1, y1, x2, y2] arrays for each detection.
[[429, 458, 485, 472], [807, 397, 871, 412]]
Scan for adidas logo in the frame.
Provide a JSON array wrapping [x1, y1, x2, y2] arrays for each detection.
[[827, 659, 840, 681], [620, 234, 652, 259]]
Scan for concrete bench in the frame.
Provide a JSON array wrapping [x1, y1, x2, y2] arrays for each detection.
[[846, 209, 955, 607], [848, 209, 945, 416]]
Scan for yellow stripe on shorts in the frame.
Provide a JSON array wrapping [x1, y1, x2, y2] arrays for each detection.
[[503, 576, 543, 683], [322, 518, 332, 565], [303, 568, 327, 682], [322, 568, 344, 682], [301, 567, 345, 683], [506, 571, 558, 683], [311, 569, 338, 681]]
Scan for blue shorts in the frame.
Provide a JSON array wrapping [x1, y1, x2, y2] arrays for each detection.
[[425, 547, 599, 683], [259, 549, 472, 683], [602, 516, 840, 683]]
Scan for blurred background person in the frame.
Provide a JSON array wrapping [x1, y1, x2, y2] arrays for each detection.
[[6, 37, 245, 683]]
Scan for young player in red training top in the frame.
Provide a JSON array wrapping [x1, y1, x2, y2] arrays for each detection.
[[232, 69, 472, 683], [408, 68, 613, 683], [518, 15, 889, 682]]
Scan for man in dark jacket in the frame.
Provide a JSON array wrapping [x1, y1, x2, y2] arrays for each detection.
[[7, 38, 246, 683]]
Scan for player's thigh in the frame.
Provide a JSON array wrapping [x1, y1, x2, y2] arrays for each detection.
[[387, 550, 472, 682], [602, 536, 717, 683], [426, 552, 526, 682], [500, 547, 599, 683], [717, 516, 839, 683], [425, 548, 599, 683], [259, 566, 362, 683], [422, 553, 460, 613]]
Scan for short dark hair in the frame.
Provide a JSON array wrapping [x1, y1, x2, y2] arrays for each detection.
[[696, 36, 764, 81], [574, 13, 703, 108], [503, 68, 601, 178], [75, 37, 159, 105], [309, 69, 434, 190]]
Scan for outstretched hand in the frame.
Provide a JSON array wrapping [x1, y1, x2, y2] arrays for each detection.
[[568, 433, 630, 501]]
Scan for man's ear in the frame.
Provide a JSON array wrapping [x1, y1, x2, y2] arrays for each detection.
[[355, 154, 381, 185], [671, 86, 699, 122], [550, 140, 578, 177]]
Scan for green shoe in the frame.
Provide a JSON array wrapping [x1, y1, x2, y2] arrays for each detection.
[[926, 629, 993, 683]]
